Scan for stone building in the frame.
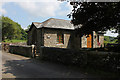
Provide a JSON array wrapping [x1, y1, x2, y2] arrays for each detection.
[[27, 18, 104, 52]]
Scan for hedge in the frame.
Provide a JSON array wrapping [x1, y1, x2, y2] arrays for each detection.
[[41, 47, 120, 72]]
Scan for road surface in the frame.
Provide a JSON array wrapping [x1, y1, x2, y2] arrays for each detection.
[[1, 51, 94, 78]]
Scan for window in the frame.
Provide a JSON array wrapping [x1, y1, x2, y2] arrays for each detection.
[[57, 33, 64, 44]]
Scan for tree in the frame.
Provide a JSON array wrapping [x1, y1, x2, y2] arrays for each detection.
[[25, 24, 31, 32], [2, 16, 16, 40], [118, 26, 120, 43], [1, 16, 27, 40], [21, 29, 27, 40], [68, 2, 120, 36]]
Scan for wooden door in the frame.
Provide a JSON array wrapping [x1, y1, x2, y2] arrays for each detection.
[[87, 34, 92, 48]]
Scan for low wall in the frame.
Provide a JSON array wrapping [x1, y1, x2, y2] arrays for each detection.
[[41, 47, 120, 72], [9, 45, 32, 57], [2, 42, 27, 52], [2, 43, 10, 52]]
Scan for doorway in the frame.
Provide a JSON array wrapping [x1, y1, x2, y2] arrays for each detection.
[[87, 34, 92, 48]]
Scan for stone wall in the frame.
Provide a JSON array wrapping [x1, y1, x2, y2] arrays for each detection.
[[43, 28, 78, 49], [93, 31, 104, 48], [81, 35, 87, 48], [28, 27, 104, 51], [9, 45, 32, 57], [2, 43, 10, 52], [93, 31, 99, 48], [27, 26, 42, 53], [99, 34, 104, 47], [36, 29, 42, 53], [27, 25, 37, 45], [81, 31, 104, 48], [71, 34, 81, 49], [40, 46, 120, 72], [28, 28, 81, 50]]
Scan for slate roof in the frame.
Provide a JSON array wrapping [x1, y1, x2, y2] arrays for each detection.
[[32, 22, 42, 28], [32, 18, 75, 30]]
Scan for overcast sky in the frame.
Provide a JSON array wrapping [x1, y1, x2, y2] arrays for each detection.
[[0, 0, 118, 37]]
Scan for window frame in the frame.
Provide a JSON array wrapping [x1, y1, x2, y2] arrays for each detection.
[[57, 33, 64, 44]]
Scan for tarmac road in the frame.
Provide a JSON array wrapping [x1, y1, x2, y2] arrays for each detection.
[[2, 51, 89, 78]]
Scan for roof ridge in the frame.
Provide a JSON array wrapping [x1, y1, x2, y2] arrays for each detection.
[[42, 18, 53, 24], [32, 22, 41, 24], [52, 18, 70, 21], [42, 18, 70, 24]]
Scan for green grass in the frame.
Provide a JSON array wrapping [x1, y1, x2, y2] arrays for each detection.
[[2, 39, 27, 43], [104, 36, 118, 46]]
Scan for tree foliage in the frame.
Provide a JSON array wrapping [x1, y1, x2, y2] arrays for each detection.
[[1, 16, 27, 40], [25, 24, 31, 32], [68, 2, 120, 35], [21, 29, 27, 40]]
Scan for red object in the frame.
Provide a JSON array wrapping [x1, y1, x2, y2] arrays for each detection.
[[97, 40, 100, 46]]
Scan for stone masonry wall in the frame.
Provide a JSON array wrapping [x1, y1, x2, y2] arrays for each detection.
[[71, 34, 81, 49], [81, 31, 104, 48], [9, 45, 32, 57], [99, 35, 104, 47], [28, 27, 104, 51], [93, 31, 98, 48], [81, 35, 87, 48], [36, 29, 42, 53], [27, 26, 37, 45], [93, 31, 104, 48], [43, 29, 73, 48]]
